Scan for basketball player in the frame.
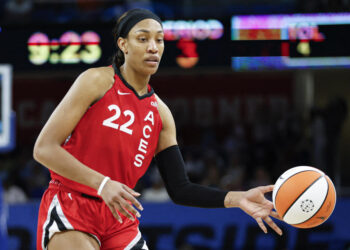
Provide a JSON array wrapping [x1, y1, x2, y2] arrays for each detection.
[[34, 9, 283, 250]]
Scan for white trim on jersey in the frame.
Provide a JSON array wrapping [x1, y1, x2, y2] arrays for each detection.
[[89, 233, 102, 247], [124, 230, 141, 250], [41, 194, 73, 250], [141, 240, 149, 250], [124, 229, 148, 250]]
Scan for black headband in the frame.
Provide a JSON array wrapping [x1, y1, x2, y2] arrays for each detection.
[[116, 9, 162, 39]]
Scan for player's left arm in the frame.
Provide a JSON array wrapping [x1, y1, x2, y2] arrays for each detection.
[[155, 95, 282, 235]]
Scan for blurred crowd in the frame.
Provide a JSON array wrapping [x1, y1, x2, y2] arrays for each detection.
[[0, 0, 349, 205], [1, 0, 175, 24], [1, 97, 346, 204], [1, 0, 349, 25]]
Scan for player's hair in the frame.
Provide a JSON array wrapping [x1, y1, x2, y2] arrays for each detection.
[[112, 9, 162, 68], [112, 11, 130, 68]]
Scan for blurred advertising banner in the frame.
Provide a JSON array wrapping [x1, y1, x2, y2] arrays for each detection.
[[152, 73, 293, 128], [13, 73, 292, 146], [7, 199, 350, 250]]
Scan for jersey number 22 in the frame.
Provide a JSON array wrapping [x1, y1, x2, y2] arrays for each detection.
[[102, 104, 135, 135]]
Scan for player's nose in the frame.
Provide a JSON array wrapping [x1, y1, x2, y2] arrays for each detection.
[[147, 39, 158, 53]]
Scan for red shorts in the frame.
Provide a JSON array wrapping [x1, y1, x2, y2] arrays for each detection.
[[37, 180, 148, 250]]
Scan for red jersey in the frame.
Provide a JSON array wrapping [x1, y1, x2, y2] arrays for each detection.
[[50, 67, 163, 196]]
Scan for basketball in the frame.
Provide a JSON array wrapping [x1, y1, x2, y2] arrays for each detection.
[[272, 166, 336, 228]]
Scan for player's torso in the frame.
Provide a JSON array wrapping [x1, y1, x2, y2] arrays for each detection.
[[52, 69, 162, 195]]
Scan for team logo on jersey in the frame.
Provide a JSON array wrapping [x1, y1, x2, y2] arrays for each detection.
[[150, 101, 158, 108]]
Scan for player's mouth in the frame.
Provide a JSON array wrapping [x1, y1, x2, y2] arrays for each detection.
[[144, 56, 159, 66]]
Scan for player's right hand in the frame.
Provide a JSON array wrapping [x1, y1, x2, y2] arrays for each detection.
[[99, 179, 143, 223]]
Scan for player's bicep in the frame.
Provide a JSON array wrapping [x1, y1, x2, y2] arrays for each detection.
[[156, 98, 178, 154], [36, 69, 107, 146]]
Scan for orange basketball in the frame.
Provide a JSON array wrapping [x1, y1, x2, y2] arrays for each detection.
[[272, 166, 336, 228]]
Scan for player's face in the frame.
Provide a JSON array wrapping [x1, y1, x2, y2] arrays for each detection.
[[123, 19, 164, 76]]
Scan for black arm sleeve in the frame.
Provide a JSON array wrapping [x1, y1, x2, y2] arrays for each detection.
[[155, 145, 228, 208]]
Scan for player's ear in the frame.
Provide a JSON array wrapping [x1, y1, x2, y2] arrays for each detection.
[[117, 37, 128, 54]]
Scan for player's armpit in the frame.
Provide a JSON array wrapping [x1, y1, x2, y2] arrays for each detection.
[[154, 95, 177, 154]]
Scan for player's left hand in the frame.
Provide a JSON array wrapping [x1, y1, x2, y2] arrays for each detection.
[[226, 185, 283, 235]]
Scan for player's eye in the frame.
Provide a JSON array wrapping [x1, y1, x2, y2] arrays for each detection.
[[138, 37, 147, 42]]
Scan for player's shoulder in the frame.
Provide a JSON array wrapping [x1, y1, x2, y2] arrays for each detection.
[[79, 66, 115, 89], [155, 94, 174, 124], [154, 94, 169, 113], [74, 67, 114, 100]]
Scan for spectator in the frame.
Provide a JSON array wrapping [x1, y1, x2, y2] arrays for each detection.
[[223, 123, 247, 156], [220, 154, 246, 191], [201, 164, 221, 188], [183, 151, 205, 183], [3, 177, 27, 204], [77, 0, 103, 22], [142, 168, 170, 202], [126, 0, 154, 11], [249, 166, 271, 189], [323, 97, 348, 180], [4, 0, 32, 23], [310, 107, 327, 171]]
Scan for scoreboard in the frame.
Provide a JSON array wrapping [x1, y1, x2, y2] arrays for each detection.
[[231, 13, 350, 70], [1, 13, 350, 72], [0, 19, 230, 71]]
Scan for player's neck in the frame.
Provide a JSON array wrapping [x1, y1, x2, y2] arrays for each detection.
[[120, 65, 150, 95]]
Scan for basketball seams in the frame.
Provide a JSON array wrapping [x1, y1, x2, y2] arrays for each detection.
[[274, 170, 313, 207], [291, 175, 329, 226], [273, 166, 324, 204], [272, 166, 325, 204], [273, 166, 336, 228], [281, 174, 324, 219], [274, 170, 320, 215]]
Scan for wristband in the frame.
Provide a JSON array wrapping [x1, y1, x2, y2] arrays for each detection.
[[97, 176, 110, 196]]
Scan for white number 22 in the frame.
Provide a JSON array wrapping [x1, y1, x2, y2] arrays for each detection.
[[102, 104, 135, 135]]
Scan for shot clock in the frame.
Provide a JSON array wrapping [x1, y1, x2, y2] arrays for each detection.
[[27, 31, 102, 65]]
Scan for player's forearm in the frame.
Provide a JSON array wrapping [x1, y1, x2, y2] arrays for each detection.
[[166, 181, 228, 208], [33, 143, 104, 191], [155, 145, 228, 208]]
